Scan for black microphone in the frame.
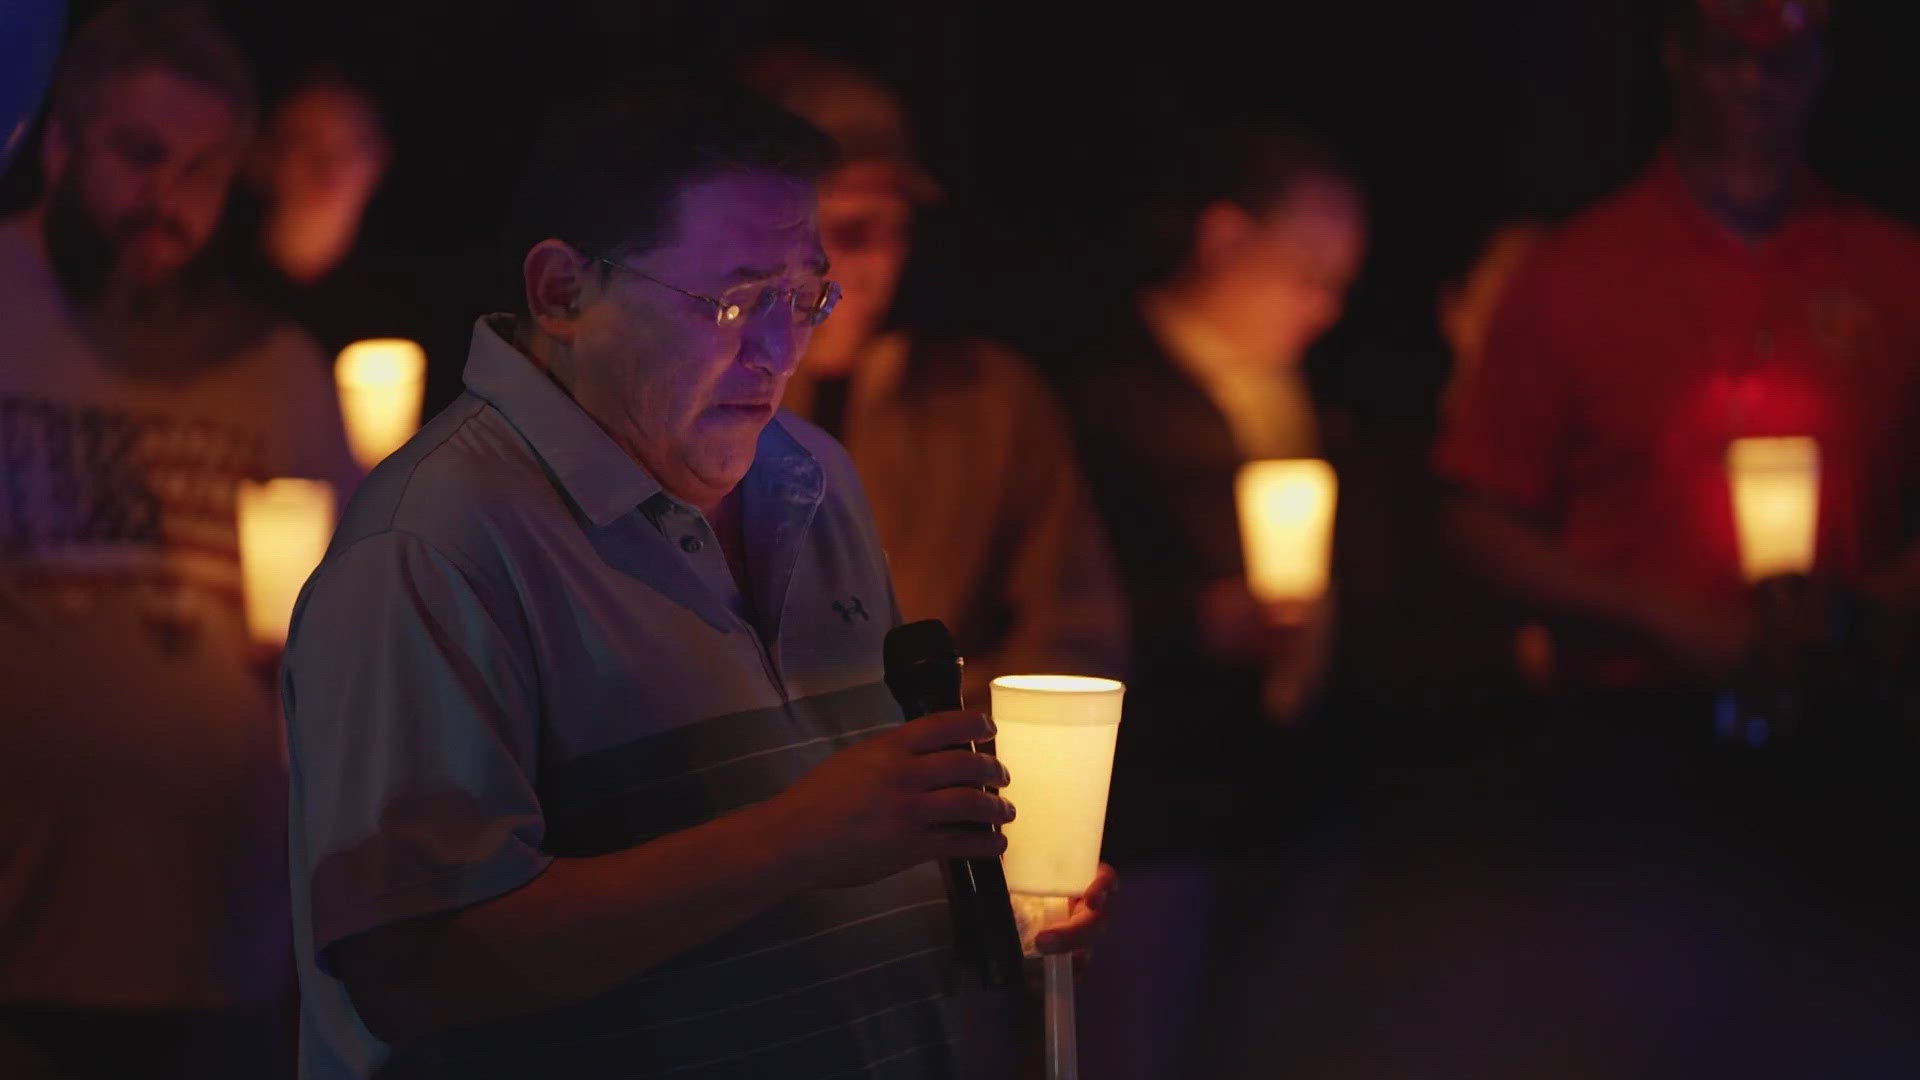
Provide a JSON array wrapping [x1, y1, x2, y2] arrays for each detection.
[[884, 619, 1025, 990]]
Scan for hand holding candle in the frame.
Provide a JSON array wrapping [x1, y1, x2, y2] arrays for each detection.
[[1029, 862, 1117, 959]]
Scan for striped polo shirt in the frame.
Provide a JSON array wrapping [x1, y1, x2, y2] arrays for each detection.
[[285, 317, 961, 1079]]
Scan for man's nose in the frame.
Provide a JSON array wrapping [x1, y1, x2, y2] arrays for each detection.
[[741, 314, 806, 378], [145, 166, 197, 219]]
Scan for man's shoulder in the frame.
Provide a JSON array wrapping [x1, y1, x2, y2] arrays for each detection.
[[245, 316, 328, 365], [0, 213, 38, 265], [1048, 312, 1192, 433], [1524, 198, 1649, 282], [1509, 161, 1685, 283], [1818, 196, 1920, 273], [0, 215, 65, 348], [901, 335, 1069, 420], [332, 393, 561, 559], [940, 335, 1052, 395], [223, 316, 336, 399]]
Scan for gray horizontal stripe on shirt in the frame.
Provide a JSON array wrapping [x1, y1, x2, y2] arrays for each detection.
[[425, 878, 954, 1065], [443, 897, 953, 1059], [569, 944, 950, 1043], [449, 945, 950, 1068], [629, 898, 947, 985], [396, 675, 961, 1078], [540, 681, 904, 857]]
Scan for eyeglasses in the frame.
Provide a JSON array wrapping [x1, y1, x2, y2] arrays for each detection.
[[591, 255, 841, 329]]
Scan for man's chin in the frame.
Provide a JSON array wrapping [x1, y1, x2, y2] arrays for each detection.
[[117, 250, 192, 288], [685, 433, 765, 490]]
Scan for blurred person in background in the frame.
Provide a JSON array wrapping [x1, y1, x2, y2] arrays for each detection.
[[748, 49, 1127, 704], [1298, 217, 1553, 784], [1050, 120, 1365, 1080], [0, 3, 356, 1076], [252, 69, 389, 294], [1437, 0, 1920, 861], [1439, 0, 1920, 726], [1434, 220, 1555, 693], [224, 64, 411, 364], [1436, 221, 1545, 422]]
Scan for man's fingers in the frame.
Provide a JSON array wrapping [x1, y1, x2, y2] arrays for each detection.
[[913, 787, 1014, 828], [912, 749, 1008, 791], [1040, 865, 1117, 954], [1035, 903, 1106, 953], [1081, 863, 1118, 911], [899, 709, 995, 754]]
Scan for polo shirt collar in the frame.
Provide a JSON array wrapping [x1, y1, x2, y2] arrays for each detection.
[[744, 413, 825, 634], [1647, 146, 1835, 261], [461, 314, 662, 526]]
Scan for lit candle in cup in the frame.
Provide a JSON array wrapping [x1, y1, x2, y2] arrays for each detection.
[[992, 673, 1125, 1080], [1236, 459, 1337, 604], [237, 478, 335, 647], [1727, 436, 1820, 582], [993, 674, 1125, 899], [335, 338, 426, 471]]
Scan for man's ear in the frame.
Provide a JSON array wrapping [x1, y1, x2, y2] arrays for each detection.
[[1192, 199, 1256, 275], [40, 117, 71, 188], [524, 239, 590, 343]]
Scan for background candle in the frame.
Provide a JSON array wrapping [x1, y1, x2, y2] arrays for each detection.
[[335, 338, 426, 471], [237, 478, 335, 647], [1727, 436, 1820, 582], [1236, 459, 1338, 604]]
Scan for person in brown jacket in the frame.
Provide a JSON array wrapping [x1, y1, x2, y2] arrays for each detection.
[[752, 51, 1128, 703]]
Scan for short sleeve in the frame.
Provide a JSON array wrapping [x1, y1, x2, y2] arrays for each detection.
[[1433, 254, 1574, 519], [284, 528, 549, 972]]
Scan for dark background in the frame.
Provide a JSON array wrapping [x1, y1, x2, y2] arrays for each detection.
[[18, 0, 1920, 415]]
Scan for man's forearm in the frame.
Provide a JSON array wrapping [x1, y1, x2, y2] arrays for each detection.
[[1447, 495, 1660, 636], [336, 797, 814, 1044]]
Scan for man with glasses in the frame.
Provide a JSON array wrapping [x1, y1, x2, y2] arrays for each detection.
[[283, 83, 1109, 1079]]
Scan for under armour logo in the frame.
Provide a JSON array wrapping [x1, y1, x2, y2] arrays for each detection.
[[832, 596, 871, 623]]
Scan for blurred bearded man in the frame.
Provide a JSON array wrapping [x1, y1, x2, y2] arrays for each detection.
[[0, 4, 355, 1077]]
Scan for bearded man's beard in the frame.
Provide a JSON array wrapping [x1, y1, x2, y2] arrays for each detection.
[[42, 171, 273, 378]]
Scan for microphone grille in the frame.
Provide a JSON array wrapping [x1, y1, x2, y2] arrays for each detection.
[[883, 618, 955, 674]]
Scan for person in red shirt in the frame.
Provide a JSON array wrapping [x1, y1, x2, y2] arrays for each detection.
[[1439, 0, 1920, 705]]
